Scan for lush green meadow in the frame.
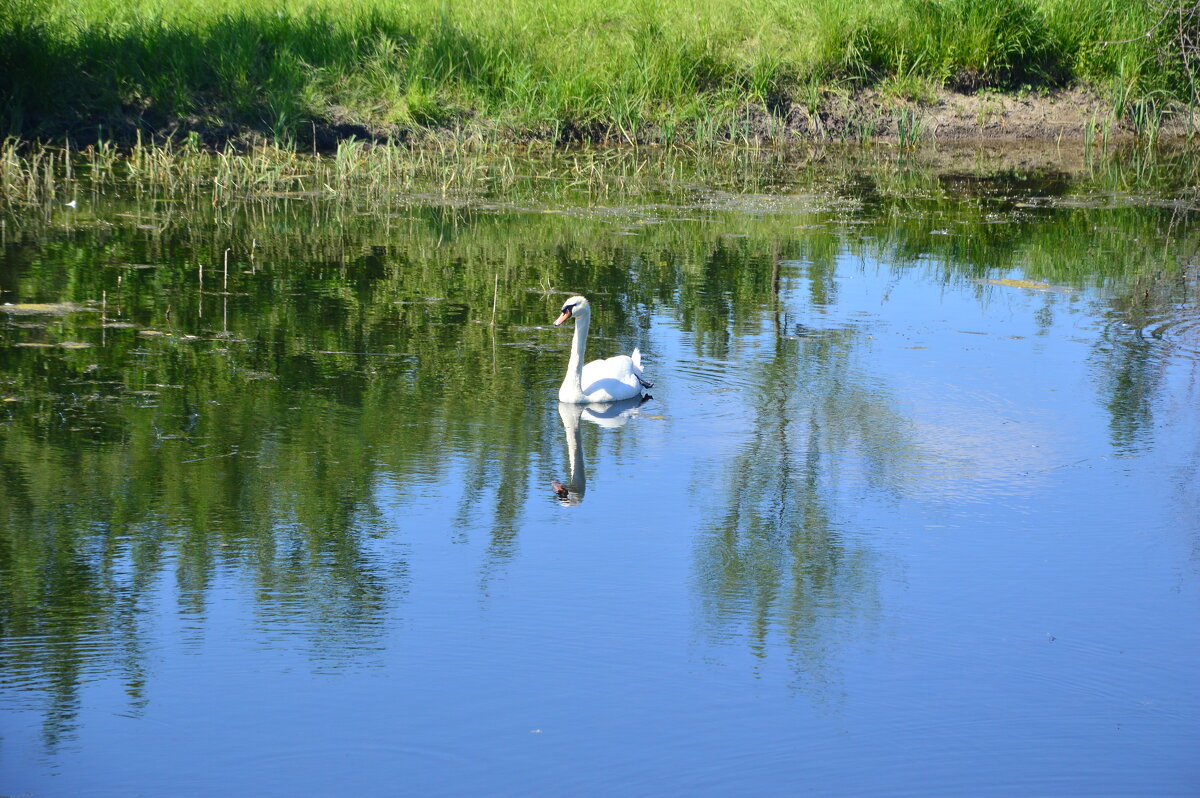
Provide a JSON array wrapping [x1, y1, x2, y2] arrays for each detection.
[[1, 0, 1196, 146]]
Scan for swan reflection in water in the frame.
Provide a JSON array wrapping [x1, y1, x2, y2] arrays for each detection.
[[552, 396, 649, 505]]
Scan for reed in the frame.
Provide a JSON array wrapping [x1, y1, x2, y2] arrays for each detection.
[[894, 107, 925, 148], [1, 135, 802, 209]]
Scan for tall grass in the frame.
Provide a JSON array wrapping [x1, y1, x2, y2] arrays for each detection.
[[0, 0, 1190, 145]]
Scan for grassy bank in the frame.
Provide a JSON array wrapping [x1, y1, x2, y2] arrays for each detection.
[[1, 0, 1197, 147]]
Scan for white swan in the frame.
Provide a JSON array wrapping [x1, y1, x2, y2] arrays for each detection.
[[553, 295, 652, 404]]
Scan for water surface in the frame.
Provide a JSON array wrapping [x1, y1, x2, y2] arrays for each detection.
[[2, 151, 1198, 796]]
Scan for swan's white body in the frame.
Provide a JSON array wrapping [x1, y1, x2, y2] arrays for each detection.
[[554, 296, 650, 404]]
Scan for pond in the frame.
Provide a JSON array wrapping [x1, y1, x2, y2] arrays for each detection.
[[2, 149, 1198, 796]]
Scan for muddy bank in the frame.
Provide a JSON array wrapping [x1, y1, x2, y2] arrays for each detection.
[[795, 87, 1197, 144], [310, 87, 1200, 150], [20, 86, 1195, 156]]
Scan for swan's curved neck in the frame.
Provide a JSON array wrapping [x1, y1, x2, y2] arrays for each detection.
[[559, 312, 590, 403]]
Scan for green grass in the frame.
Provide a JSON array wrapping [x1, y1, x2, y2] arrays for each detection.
[[0, 0, 1194, 145]]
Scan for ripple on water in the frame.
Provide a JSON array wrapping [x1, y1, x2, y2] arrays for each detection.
[[0, 632, 124, 703], [1143, 306, 1200, 362], [670, 357, 759, 427], [1101, 301, 1200, 366], [674, 357, 744, 391]]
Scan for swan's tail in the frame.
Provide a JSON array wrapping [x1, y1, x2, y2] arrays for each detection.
[[631, 348, 653, 388]]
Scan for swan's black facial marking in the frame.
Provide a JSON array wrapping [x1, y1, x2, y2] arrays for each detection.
[[554, 301, 577, 326]]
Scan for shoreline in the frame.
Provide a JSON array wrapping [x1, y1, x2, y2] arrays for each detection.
[[5, 94, 1198, 212], [6, 91, 1197, 155]]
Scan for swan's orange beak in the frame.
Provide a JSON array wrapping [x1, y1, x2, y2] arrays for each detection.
[[554, 308, 572, 325]]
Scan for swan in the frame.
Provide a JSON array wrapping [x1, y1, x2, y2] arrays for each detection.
[[553, 295, 652, 404]]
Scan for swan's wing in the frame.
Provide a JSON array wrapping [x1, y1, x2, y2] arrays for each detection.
[[581, 355, 636, 382], [581, 355, 643, 402]]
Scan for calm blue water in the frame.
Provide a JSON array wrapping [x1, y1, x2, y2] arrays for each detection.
[[2, 160, 1198, 796]]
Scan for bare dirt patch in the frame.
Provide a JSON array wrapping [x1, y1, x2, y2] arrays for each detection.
[[791, 87, 1197, 144]]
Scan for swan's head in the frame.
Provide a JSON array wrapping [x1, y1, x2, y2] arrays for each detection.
[[554, 295, 589, 326]]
